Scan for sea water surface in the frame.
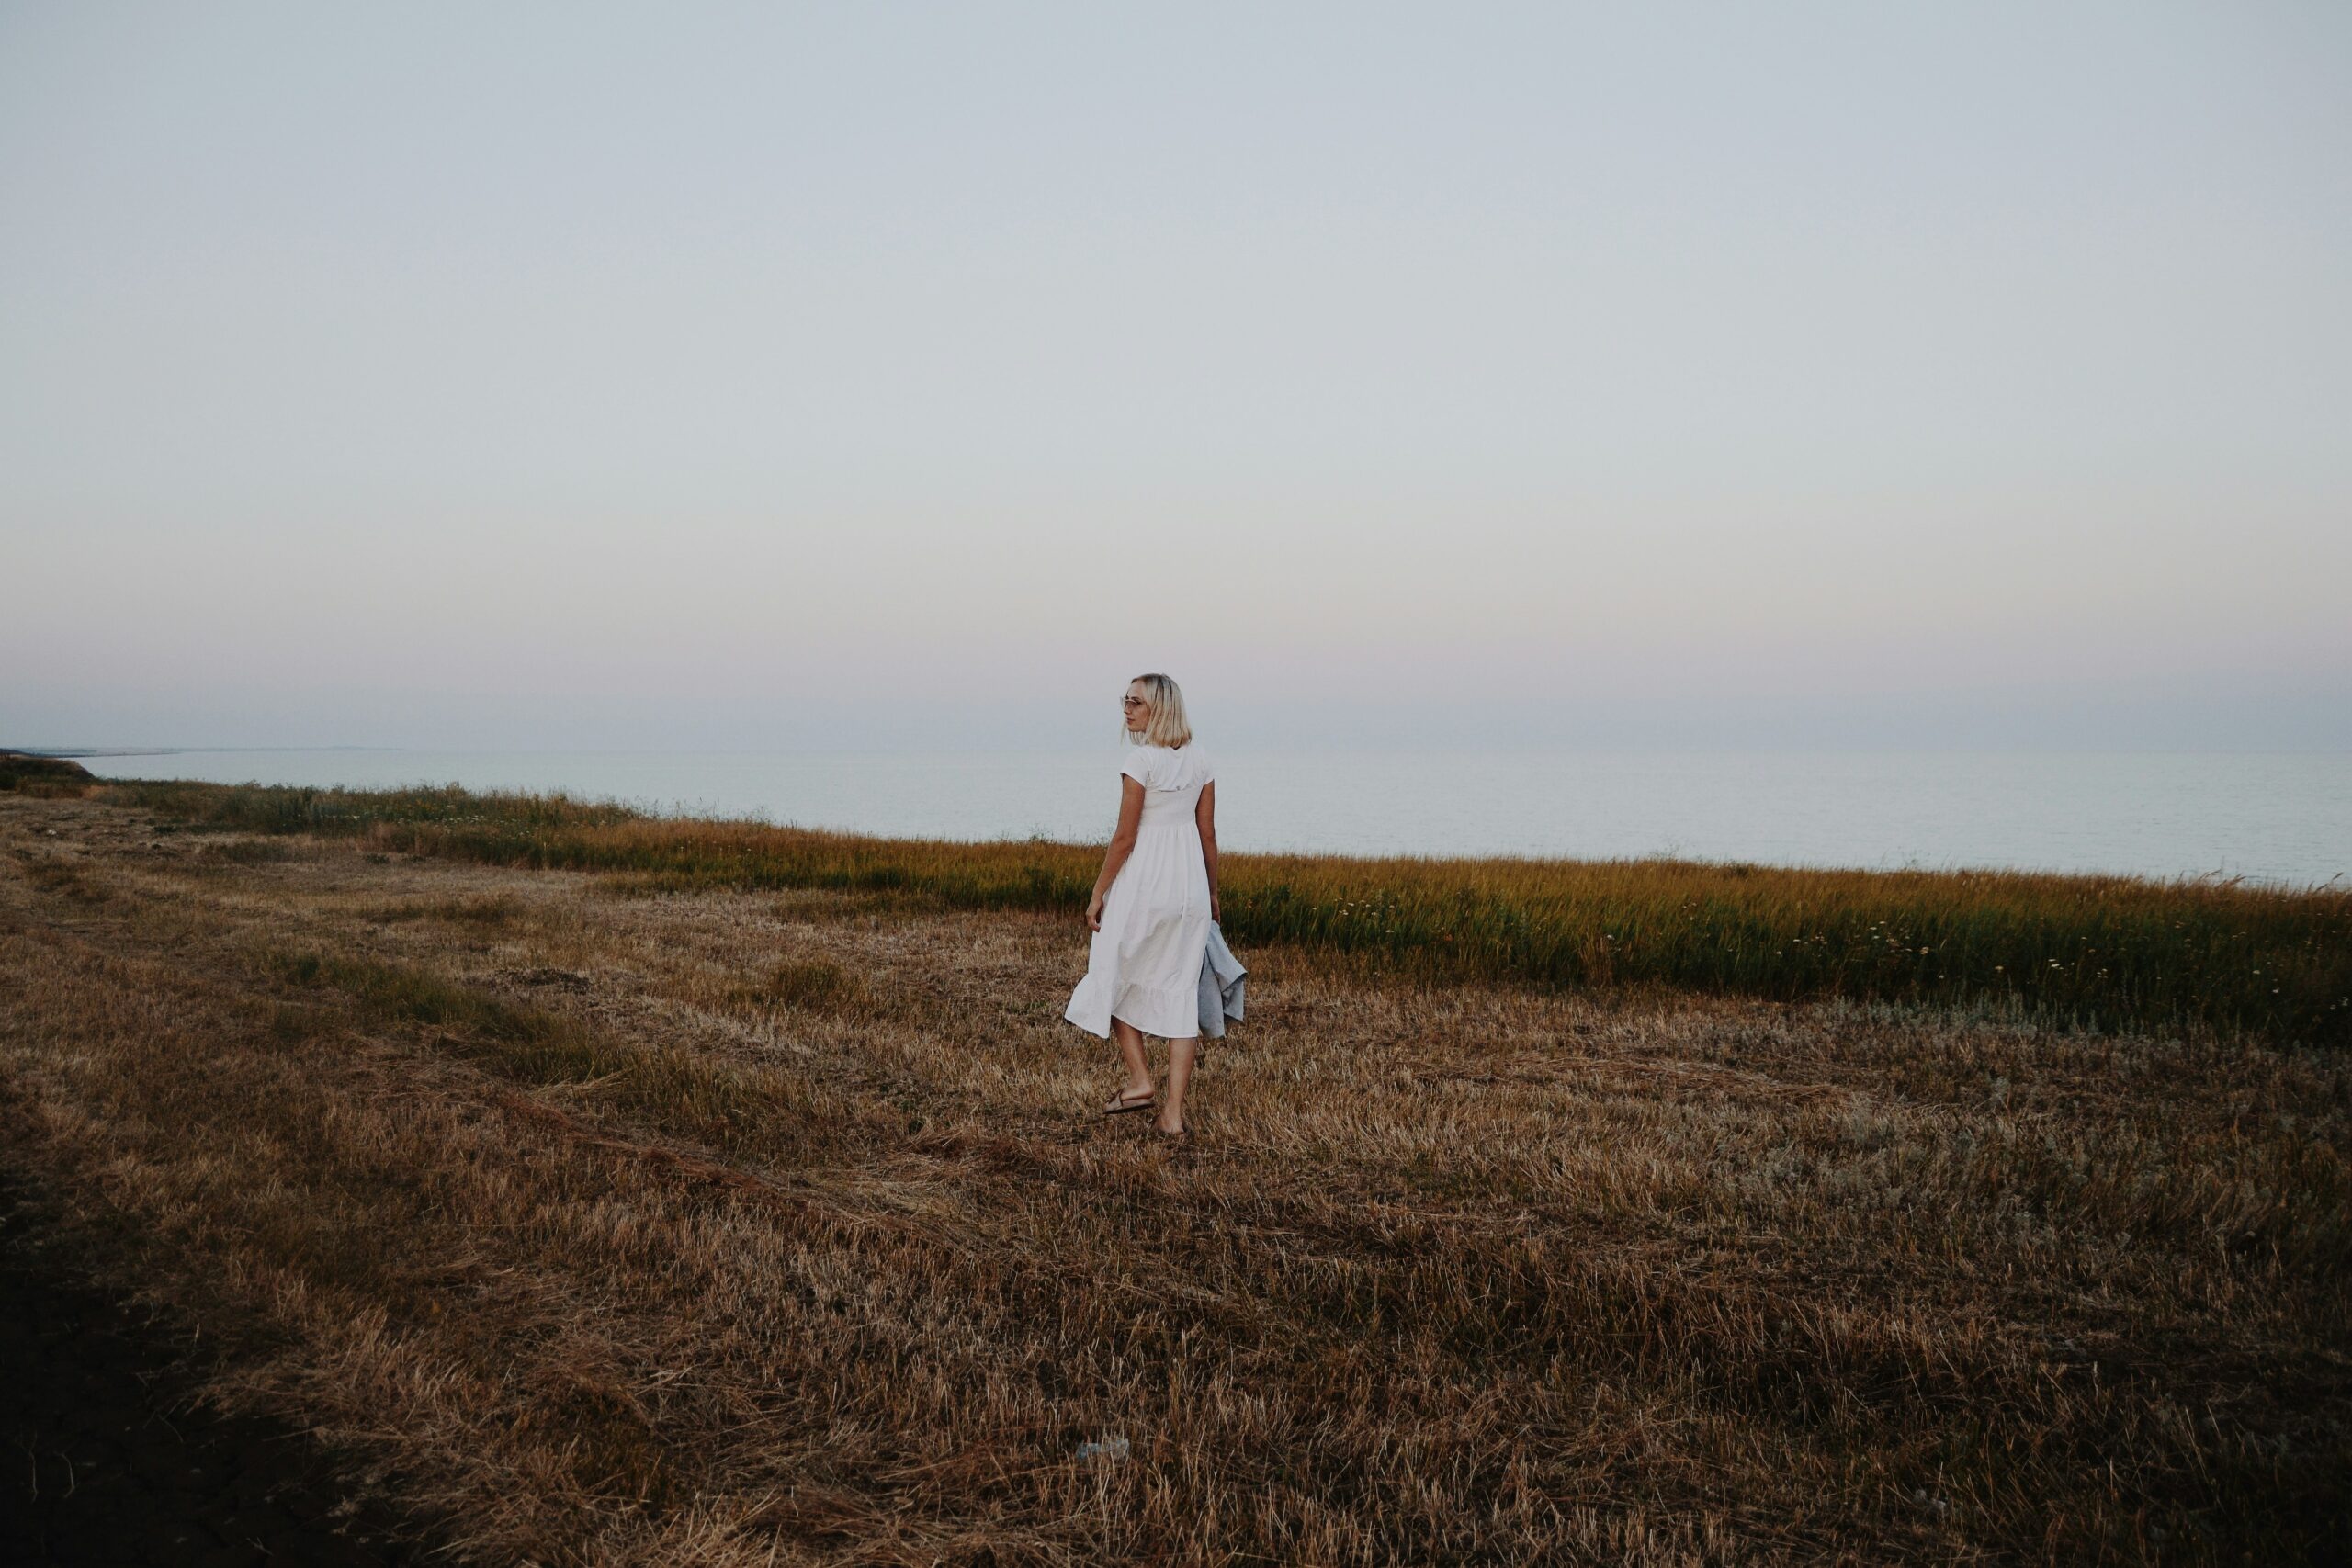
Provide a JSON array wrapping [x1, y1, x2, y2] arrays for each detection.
[[74, 748, 2349, 887]]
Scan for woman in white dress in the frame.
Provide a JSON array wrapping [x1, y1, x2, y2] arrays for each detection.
[[1063, 672, 1219, 1138]]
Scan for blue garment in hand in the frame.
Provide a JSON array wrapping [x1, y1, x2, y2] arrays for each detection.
[[1197, 920, 1247, 1038]]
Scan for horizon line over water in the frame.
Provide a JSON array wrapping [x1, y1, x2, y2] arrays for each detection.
[[64, 746, 2350, 890]]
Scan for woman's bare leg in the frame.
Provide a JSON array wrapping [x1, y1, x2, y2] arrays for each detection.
[[1159, 1037, 1198, 1134], [1111, 1018, 1155, 1100]]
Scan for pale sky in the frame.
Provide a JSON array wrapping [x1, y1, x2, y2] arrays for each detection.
[[5, 2, 2347, 750]]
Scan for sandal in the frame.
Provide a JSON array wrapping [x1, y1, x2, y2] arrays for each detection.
[[1102, 1088, 1156, 1116]]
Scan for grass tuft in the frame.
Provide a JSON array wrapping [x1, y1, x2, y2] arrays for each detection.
[[734, 958, 867, 1017]]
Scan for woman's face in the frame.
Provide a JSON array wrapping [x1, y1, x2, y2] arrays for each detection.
[[1122, 682, 1150, 735]]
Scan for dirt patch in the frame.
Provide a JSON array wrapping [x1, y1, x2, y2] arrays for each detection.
[[0, 1168, 449, 1567]]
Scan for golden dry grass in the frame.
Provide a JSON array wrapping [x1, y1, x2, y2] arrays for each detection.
[[2, 790, 2346, 1565], [97, 778, 2352, 1050]]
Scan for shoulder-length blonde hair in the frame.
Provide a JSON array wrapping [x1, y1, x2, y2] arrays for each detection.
[[1124, 672, 1193, 749]]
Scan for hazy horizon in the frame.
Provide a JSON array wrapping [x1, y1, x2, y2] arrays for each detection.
[[6, 4, 2348, 753]]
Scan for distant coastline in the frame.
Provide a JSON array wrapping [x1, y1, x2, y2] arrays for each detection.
[[7, 745, 399, 759], [7, 747, 187, 758], [56, 745, 2351, 888]]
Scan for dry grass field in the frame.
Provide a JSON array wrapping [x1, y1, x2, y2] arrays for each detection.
[[2, 787, 2346, 1564]]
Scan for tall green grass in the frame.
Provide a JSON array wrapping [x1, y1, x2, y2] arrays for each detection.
[[108, 779, 2352, 1048]]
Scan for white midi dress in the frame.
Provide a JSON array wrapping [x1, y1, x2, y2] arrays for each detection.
[[1064, 743, 1215, 1039]]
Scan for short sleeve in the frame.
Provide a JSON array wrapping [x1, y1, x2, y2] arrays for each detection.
[[1119, 746, 1155, 787], [1193, 749, 1214, 784]]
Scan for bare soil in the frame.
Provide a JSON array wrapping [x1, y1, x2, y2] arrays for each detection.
[[0, 1166, 448, 1565]]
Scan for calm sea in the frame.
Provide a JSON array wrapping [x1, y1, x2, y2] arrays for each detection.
[[76, 748, 2349, 888]]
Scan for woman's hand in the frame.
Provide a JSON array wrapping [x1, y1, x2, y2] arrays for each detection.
[[1210, 891, 1222, 922], [1086, 888, 1105, 931]]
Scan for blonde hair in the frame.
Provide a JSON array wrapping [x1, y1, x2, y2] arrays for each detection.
[[1124, 672, 1193, 749]]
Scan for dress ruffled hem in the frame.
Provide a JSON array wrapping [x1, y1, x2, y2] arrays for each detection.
[[1063, 975, 1113, 1038], [1063, 970, 1203, 1040]]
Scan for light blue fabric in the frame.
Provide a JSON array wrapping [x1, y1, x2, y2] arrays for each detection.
[[1198, 920, 1247, 1038]]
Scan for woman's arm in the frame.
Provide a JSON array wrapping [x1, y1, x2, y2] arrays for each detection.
[[1195, 780, 1220, 922], [1086, 776, 1147, 931]]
